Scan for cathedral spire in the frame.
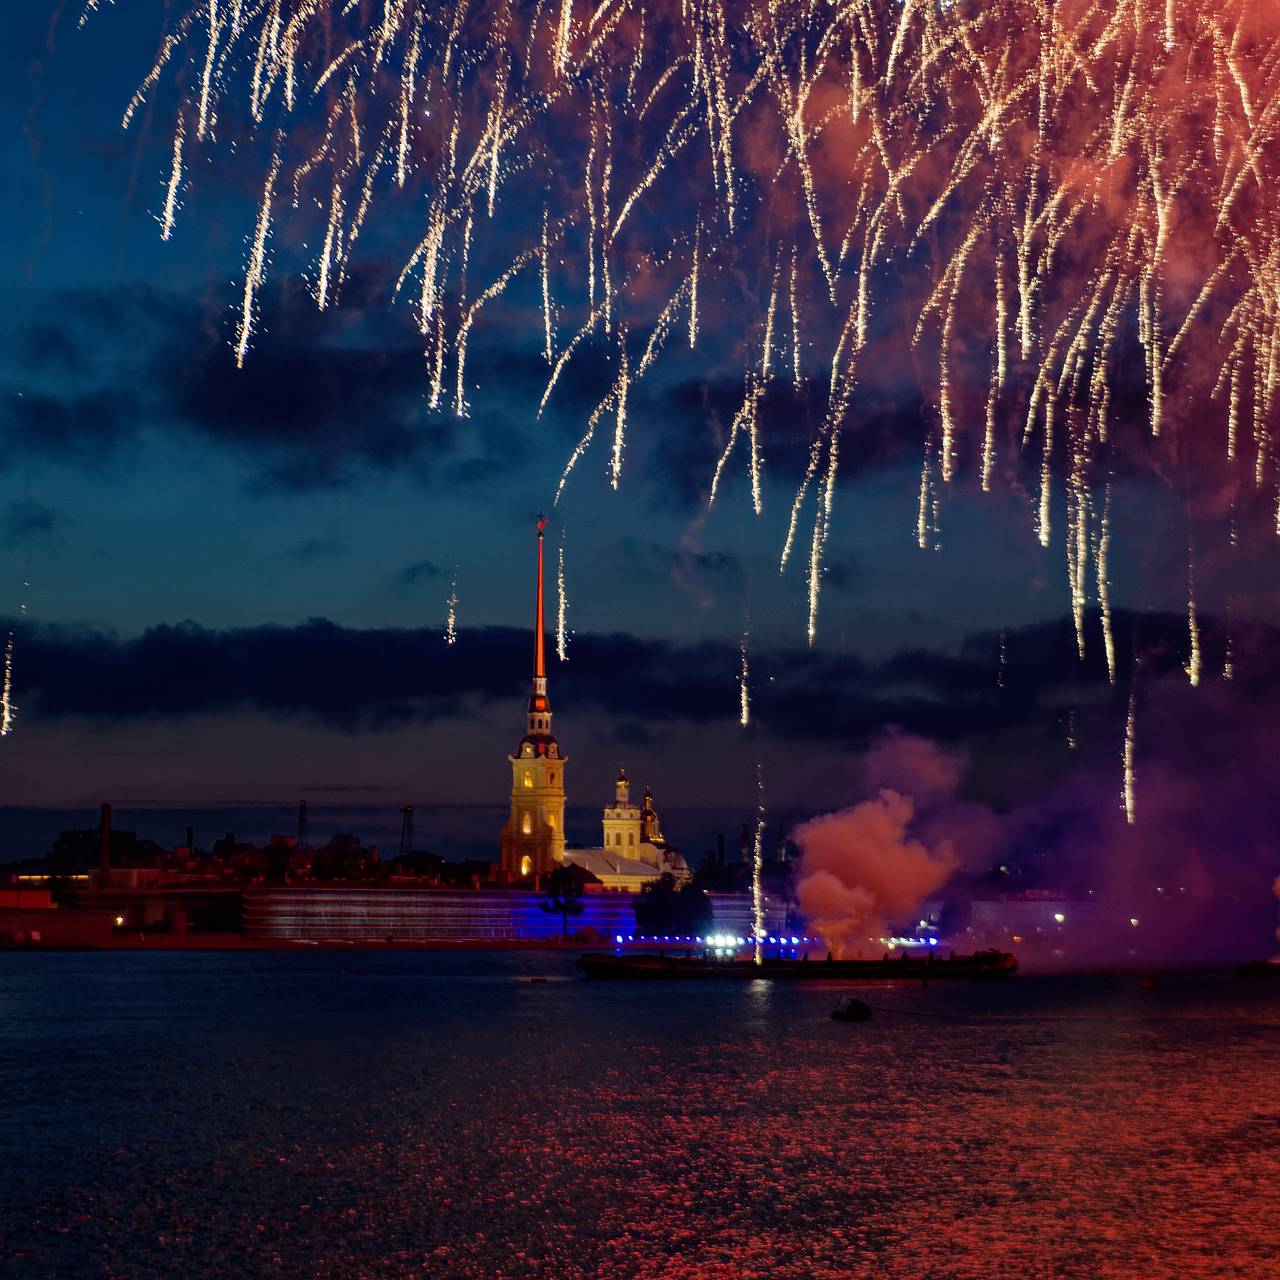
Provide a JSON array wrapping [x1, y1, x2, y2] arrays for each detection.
[[534, 514, 547, 689], [500, 516, 565, 883]]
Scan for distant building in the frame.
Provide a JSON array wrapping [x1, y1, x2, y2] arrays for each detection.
[[498, 517, 567, 881], [565, 768, 690, 891]]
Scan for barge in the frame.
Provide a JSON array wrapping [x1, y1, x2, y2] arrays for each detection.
[[576, 948, 1017, 980]]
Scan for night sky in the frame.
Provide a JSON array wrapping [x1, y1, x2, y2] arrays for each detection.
[[4, 2, 1280, 917]]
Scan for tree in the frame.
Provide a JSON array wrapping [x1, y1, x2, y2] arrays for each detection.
[[539, 864, 587, 938], [633, 874, 713, 936]]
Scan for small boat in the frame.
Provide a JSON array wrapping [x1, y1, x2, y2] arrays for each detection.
[[830, 996, 873, 1022]]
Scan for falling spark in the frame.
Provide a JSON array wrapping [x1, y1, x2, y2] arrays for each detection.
[[688, 217, 700, 348], [917, 442, 932, 551], [748, 393, 763, 516], [159, 115, 185, 241], [554, 0, 573, 74], [556, 539, 569, 661], [609, 330, 628, 490], [1097, 482, 1117, 685], [1185, 570, 1202, 688], [0, 630, 15, 737], [445, 573, 458, 646], [195, 0, 219, 141], [233, 143, 280, 369], [789, 244, 802, 391], [762, 255, 780, 377], [1123, 687, 1137, 826], [739, 633, 750, 727], [541, 209, 555, 364]]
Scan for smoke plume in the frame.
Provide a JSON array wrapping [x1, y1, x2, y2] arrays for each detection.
[[794, 737, 964, 956]]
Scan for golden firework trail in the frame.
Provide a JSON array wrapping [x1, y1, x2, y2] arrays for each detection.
[[1096, 483, 1117, 686], [556, 538, 569, 661], [1185, 554, 1202, 688], [233, 142, 280, 370], [609, 328, 629, 489], [444, 572, 458, 646], [541, 208, 555, 364], [1123, 686, 1138, 826], [103, 0, 1280, 674], [0, 630, 15, 738], [160, 114, 185, 241], [738, 632, 750, 727], [688, 216, 700, 349], [708, 375, 764, 511]]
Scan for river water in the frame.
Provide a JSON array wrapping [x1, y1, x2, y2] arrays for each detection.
[[2, 951, 1277, 1279]]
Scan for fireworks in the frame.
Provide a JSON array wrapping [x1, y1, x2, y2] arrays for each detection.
[[556, 539, 569, 661], [159, 114, 184, 241], [0, 629, 15, 738], [444, 572, 458, 646], [1123, 686, 1138, 826], [105, 1, 1280, 708]]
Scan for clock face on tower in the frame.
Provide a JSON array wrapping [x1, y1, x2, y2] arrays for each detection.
[[548, 744, 558, 757]]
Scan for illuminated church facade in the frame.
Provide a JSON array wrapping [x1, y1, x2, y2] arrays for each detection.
[[498, 518, 688, 891], [564, 768, 690, 891]]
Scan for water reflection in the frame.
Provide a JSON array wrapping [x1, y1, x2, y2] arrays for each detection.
[[2, 953, 1277, 1279]]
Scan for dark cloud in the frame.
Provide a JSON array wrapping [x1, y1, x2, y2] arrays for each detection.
[[281, 539, 346, 563], [818, 548, 864, 593], [616, 536, 743, 591], [5, 608, 1252, 746], [162, 312, 451, 493], [2, 499, 62, 548], [2, 283, 526, 494], [0, 387, 139, 465], [1, 279, 935, 507], [397, 559, 443, 585], [643, 369, 930, 510], [10, 618, 504, 731]]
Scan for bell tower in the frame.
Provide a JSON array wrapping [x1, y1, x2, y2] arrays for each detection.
[[601, 766, 643, 853], [499, 516, 567, 882]]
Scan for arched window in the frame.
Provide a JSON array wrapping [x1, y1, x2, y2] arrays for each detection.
[[521, 812, 533, 835], [547, 812, 557, 831], [628, 831, 635, 846], [520, 855, 532, 877], [523, 771, 533, 789]]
